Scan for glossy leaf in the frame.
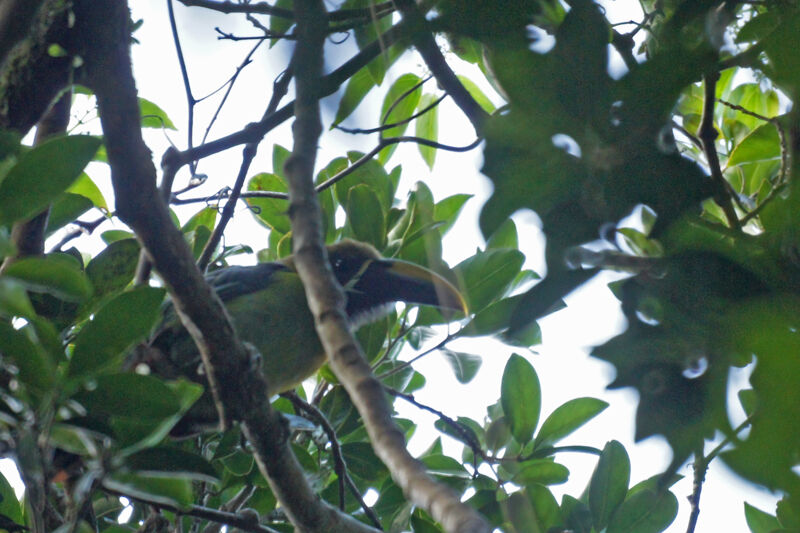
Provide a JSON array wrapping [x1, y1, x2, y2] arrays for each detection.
[[105, 473, 193, 509], [501, 354, 541, 444], [454, 248, 525, 311], [139, 97, 176, 129], [440, 349, 482, 384], [606, 489, 678, 533], [345, 184, 386, 249], [0, 321, 54, 392], [85, 238, 140, 299], [45, 192, 93, 236], [534, 397, 608, 450], [512, 459, 569, 486], [67, 172, 108, 211], [0, 135, 100, 225], [68, 287, 165, 379], [124, 447, 219, 483], [589, 440, 631, 530], [415, 93, 440, 169], [333, 67, 375, 127], [378, 74, 423, 163], [0, 469, 22, 527], [457, 75, 496, 114], [3, 254, 92, 302], [246, 172, 290, 233]]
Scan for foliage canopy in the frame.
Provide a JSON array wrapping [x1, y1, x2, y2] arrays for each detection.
[[0, 0, 798, 532]]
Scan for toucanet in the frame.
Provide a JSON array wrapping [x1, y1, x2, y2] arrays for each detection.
[[146, 239, 466, 428]]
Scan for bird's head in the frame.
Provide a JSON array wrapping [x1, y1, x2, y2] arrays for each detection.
[[290, 239, 467, 326]]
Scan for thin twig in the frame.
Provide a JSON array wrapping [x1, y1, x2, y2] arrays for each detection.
[[285, 393, 384, 530], [337, 93, 445, 135], [717, 97, 789, 225], [103, 485, 280, 533], [197, 67, 293, 270]]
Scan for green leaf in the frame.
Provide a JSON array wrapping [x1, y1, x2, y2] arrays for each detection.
[[105, 473, 193, 509], [501, 354, 541, 444], [101, 230, 135, 244], [245, 172, 290, 233], [0, 277, 36, 318], [457, 75, 496, 114], [0, 135, 100, 225], [512, 459, 569, 485], [345, 184, 386, 249], [454, 248, 525, 311], [139, 97, 176, 129], [0, 469, 22, 527], [606, 489, 678, 533], [124, 447, 219, 483], [744, 502, 781, 533], [485, 416, 511, 452], [433, 194, 472, 235], [74, 373, 180, 419], [68, 286, 165, 379], [341, 442, 386, 483], [272, 144, 291, 177], [534, 397, 609, 450], [415, 93, 440, 169], [589, 440, 631, 530], [0, 321, 55, 392], [3, 254, 92, 302], [67, 172, 108, 211], [486, 218, 519, 250], [727, 123, 781, 167], [268, 0, 294, 45], [85, 238, 140, 299], [333, 67, 375, 127], [379, 74, 423, 164], [44, 193, 94, 236], [334, 152, 394, 213], [440, 349, 482, 384]]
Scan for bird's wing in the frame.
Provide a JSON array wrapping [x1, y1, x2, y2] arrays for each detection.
[[205, 262, 292, 302]]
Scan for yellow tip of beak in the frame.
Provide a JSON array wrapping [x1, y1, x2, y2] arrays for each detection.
[[385, 261, 468, 318]]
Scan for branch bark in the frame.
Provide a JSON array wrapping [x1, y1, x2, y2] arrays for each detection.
[[73, 3, 377, 532], [284, 2, 490, 532]]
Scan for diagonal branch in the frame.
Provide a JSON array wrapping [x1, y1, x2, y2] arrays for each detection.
[[283, 2, 490, 533], [75, 3, 377, 532], [698, 72, 741, 231], [394, 0, 488, 134]]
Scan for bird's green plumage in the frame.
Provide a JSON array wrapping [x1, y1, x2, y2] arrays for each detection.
[[148, 240, 465, 432]]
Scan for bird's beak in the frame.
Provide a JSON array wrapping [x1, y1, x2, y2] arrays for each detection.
[[373, 259, 468, 318]]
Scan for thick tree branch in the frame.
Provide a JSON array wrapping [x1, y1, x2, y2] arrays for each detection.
[[284, 2, 490, 532], [0, 0, 71, 134], [74, 3, 376, 532], [0, 0, 46, 67]]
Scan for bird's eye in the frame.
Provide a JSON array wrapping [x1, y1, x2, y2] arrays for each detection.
[[333, 258, 344, 269]]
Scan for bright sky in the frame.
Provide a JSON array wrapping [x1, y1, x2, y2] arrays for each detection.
[[2, 1, 782, 531]]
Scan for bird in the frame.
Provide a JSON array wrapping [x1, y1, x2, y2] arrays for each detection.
[[145, 239, 466, 431]]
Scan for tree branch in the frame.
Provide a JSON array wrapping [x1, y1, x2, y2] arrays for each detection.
[[698, 72, 741, 230], [75, 3, 376, 532], [283, 2, 489, 531], [103, 485, 280, 533], [169, 17, 410, 170], [394, 0, 488, 134]]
